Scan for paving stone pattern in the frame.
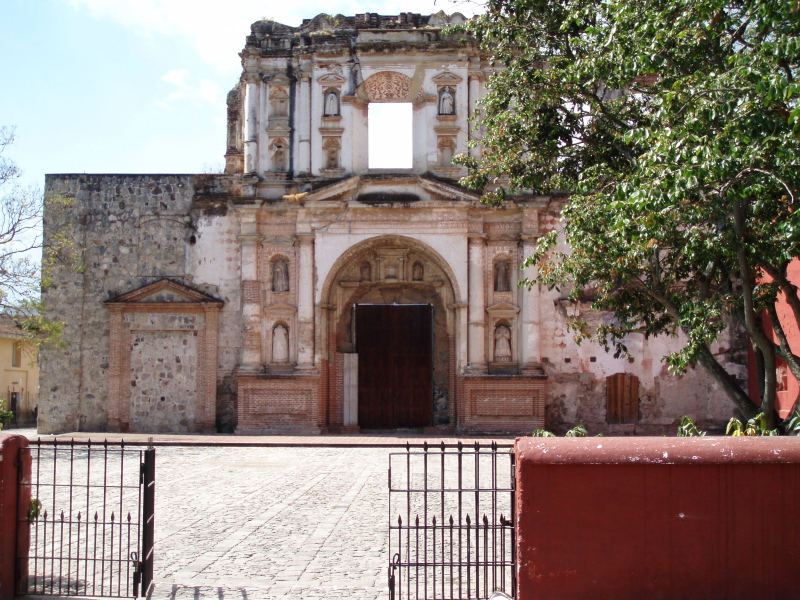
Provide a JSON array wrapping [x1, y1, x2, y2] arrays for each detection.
[[151, 446, 394, 600]]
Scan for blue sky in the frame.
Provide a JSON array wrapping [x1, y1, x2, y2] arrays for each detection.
[[0, 0, 479, 191]]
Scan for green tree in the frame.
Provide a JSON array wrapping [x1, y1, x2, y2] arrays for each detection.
[[457, 0, 800, 428], [0, 127, 72, 346]]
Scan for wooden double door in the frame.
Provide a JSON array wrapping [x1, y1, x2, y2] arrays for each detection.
[[355, 303, 433, 429]]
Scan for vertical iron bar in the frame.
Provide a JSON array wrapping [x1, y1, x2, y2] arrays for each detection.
[[474, 443, 480, 598], [415, 516, 419, 600], [110, 512, 116, 597], [440, 442, 445, 600], [68, 442, 75, 594], [466, 514, 471, 600], [483, 515, 489, 599], [119, 444, 125, 596], [448, 516, 454, 600], [85, 440, 91, 594], [92, 512, 98, 596], [398, 516, 403, 600], [491, 443, 498, 593], [76, 512, 82, 595], [58, 511, 65, 595], [406, 444, 411, 600], [50, 440, 57, 593], [423, 442, 428, 599], [432, 515, 436, 600], [101, 440, 108, 596], [457, 441, 463, 599]]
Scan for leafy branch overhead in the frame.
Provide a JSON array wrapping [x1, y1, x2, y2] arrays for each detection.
[[457, 0, 800, 427]]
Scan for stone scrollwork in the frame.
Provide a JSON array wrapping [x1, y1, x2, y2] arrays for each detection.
[[363, 71, 412, 102]]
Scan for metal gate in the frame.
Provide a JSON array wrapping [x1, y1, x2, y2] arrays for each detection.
[[388, 442, 516, 600], [16, 439, 155, 597]]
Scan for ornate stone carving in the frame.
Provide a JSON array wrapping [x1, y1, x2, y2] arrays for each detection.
[[364, 71, 412, 102]]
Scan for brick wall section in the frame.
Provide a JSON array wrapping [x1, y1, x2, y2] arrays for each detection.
[[236, 375, 323, 434], [515, 437, 800, 600], [41, 175, 197, 433], [458, 375, 545, 433]]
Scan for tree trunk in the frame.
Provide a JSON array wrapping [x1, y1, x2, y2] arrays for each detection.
[[696, 345, 759, 420]]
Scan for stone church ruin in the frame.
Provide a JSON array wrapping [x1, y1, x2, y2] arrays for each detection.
[[39, 12, 746, 435]]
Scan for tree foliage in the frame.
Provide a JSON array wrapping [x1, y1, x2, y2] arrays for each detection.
[[457, 0, 800, 427], [0, 127, 74, 347]]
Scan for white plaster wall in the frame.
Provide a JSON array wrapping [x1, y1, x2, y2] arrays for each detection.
[[188, 212, 243, 374]]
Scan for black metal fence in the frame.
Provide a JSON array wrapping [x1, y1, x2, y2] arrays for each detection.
[[16, 439, 155, 598], [388, 442, 516, 600]]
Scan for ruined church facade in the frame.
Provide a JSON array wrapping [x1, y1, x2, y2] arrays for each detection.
[[39, 13, 746, 435]]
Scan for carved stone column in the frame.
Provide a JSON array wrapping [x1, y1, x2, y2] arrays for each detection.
[[520, 234, 543, 373], [243, 73, 260, 174], [297, 72, 312, 174], [297, 233, 315, 368], [467, 233, 487, 372], [238, 207, 262, 370]]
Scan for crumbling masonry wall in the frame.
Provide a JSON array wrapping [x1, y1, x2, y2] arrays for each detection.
[[40, 174, 199, 433]]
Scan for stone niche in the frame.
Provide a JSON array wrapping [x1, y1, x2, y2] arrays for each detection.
[[104, 279, 223, 433]]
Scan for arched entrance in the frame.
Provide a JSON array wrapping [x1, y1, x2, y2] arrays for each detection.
[[321, 236, 460, 430]]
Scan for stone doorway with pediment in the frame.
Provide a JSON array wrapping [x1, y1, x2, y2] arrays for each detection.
[[105, 279, 223, 433], [322, 236, 461, 431]]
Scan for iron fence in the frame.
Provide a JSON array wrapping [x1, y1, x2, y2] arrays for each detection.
[[16, 439, 155, 597], [388, 441, 516, 600]]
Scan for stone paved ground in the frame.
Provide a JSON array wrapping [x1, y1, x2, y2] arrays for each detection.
[[18, 430, 514, 600], [151, 445, 393, 600]]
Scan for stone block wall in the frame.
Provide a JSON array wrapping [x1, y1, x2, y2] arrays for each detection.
[[41, 174, 197, 433]]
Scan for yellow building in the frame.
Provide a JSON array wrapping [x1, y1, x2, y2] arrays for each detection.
[[0, 314, 38, 426]]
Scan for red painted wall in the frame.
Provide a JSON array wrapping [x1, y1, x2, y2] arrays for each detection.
[[748, 259, 800, 418], [0, 433, 30, 600], [516, 436, 800, 600]]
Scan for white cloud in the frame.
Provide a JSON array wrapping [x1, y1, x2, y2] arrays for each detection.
[[156, 69, 222, 109], [64, 0, 481, 73]]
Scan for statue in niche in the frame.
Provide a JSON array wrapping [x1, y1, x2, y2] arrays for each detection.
[[273, 324, 289, 363], [324, 91, 340, 116], [360, 262, 372, 282], [272, 146, 287, 172], [439, 87, 455, 115], [494, 325, 512, 362], [412, 262, 424, 281], [494, 260, 511, 292], [272, 259, 289, 292]]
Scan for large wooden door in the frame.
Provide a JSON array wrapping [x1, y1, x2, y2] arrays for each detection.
[[356, 304, 433, 429]]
